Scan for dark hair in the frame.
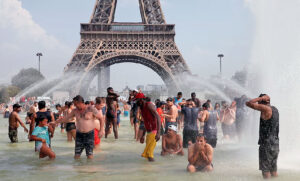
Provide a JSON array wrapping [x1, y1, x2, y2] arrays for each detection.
[[197, 133, 205, 139], [207, 99, 211, 103], [177, 92, 182, 96], [95, 97, 102, 104], [38, 101, 46, 110], [107, 87, 113, 91], [156, 101, 162, 108], [85, 101, 90, 105], [67, 101, 73, 108], [214, 102, 220, 109], [145, 97, 151, 102], [166, 97, 173, 102], [55, 104, 61, 108], [202, 102, 210, 109], [73, 95, 84, 103], [65, 101, 69, 106], [191, 92, 196, 96], [37, 114, 47, 122], [259, 94, 269, 104]]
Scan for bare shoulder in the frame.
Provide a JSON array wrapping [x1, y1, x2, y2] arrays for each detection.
[[205, 143, 213, 153]]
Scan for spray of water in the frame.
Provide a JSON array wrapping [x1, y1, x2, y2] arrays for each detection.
[[245, 0, 300, 169]]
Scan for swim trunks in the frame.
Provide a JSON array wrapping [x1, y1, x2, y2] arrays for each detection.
[[36, 143, 50, 152], [195, 163, 214, 172], [8, 127, 18, 143], [259, 144, 279, 172], [66, 123, 76, 132], [94, 128, 101, 146], [75, 130, 94, 156], [124, 111, 129, 117]]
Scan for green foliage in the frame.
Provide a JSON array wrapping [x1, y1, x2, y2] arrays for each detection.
[[11, 68, 45, 90], [0, 86, 10, 103], [6, 86, 21, 97]]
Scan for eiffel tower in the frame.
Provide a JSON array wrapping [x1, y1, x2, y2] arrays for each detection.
[[64, 0, 191, 96]]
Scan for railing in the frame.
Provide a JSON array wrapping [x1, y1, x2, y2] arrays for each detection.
[[80, 23, 175, 33]]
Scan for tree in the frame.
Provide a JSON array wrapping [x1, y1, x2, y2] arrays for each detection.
[[231, 68, 248, 87], [0, 86, 9, 103], [11, 68, 45, 90], [6, 86, 21, 97]]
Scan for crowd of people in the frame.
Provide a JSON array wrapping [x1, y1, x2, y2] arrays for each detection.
[[4, 88, 279, 179]]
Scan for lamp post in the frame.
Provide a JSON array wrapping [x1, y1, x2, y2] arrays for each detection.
[[218, 54, 224, 76], [36, 53, 43, 73]]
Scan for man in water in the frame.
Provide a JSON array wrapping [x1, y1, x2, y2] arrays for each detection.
[[235, 95, 248, 140], [161, 125, 184, 156], [136, 93, 161, 162], [56, 95, 104, 159], [191, 92, 201, 108], [187, 134, 213, 173], [25, 102, 38, 124], [94, 97, 106, 149], [246, 94, 279, 179], [8, 104, 28, 143], [162, 97, 178, 133], [181, 99, 200, 148], [220, 101, 236, 140], [106, 87, 119, 139], [200, 103, 219, 148]]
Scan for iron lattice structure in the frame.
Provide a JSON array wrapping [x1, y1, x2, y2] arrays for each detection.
[[65, 0, 191, 95]]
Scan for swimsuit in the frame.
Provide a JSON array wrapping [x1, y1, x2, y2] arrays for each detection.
[[75, 130, 94, 156]]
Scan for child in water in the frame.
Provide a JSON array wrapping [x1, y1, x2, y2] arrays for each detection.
[[30, 114, 56, 160]]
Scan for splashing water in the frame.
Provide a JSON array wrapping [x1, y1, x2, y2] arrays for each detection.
[[245, 0, 300, 170]]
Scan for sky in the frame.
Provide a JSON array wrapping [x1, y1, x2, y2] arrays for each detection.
[[0, 0, 254, 91]]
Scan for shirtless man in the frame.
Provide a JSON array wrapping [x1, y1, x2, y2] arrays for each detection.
[[94, 97, 106, 149], [55, 95, 104, 159], [162, 97, 178, 133], [8, 104, 28, 143], [161, 125, 184, 156], [187, 134, 213, 173], [106, 87, 119, 139], [220, 101, 237, 140]]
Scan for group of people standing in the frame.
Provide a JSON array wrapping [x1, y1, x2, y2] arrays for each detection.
[[6, 88, 280, 179]]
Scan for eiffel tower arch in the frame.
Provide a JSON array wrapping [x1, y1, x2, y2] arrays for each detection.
[[64, 0, 191, 96]]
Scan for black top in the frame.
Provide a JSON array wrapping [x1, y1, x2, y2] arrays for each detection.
[[36, 111, 52, 127], [259, 106, 279, 146], [204, 110, 218, 139], [182, 107, 199, 131]]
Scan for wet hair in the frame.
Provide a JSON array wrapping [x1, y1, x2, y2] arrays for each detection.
[[214, 102, 220, 109], [107, 87, 113, 91], [259, 94, 269, 105], [5, 105, 8, 108], [177, 92, 182, 96], [207, 99, 211, 103], [67, 101, 73, 108], [221, 101, 227, 105], [95, 97, 105, 104], [38, 101, 46, 110], [65, 101, 69, 106], [197, 133, 205, 139], [156, 101, 162, 108], [85, 101, 90, 105], [202, 102, 210, 109], [191, 92, 196, 97], [55, 104, 61, 108], [73, 95, 84, 103]]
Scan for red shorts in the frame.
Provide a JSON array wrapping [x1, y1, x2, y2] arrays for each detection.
[[94, 128, 101, 145]]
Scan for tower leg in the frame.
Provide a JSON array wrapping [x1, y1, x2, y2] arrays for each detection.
[[98, 66, 110, 96]]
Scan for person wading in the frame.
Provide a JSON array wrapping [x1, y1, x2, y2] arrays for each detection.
[[136, 93, 161, 162], [246, 94, 279, 179]]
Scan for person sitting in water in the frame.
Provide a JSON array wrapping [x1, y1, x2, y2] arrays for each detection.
[[187, 134, 213, 173], [161, 125, 184, 156], [30, 114, 56, 160]]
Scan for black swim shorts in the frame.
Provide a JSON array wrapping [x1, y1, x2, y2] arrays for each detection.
[[259, 144, 279, 172], [75, 130, 94, 156], [66, 123, 76, 132]]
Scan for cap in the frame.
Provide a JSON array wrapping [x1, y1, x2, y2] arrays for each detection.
[[166, 97, 173, 102], [168, 125, 177, 132], [13, 104, 21, 109], [135, 93, 145, 99]]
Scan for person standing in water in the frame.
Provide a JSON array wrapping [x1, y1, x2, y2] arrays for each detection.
[[94, 97, 106, 150], [30, 114, 56, 160], [136, 93, 161, 162], [162, 97, 178, 133], [105, 87, 119, 139], [65, 102, 76, 142], [3, 105, 10, 118], [55, 95, 104, 159], [8, 104, 28, 143], [200, 103, 219, 148], [246, 94, 279, 179]]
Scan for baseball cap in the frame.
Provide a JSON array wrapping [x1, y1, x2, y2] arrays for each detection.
[[13, 104, 21, 109], [168, 125, 177, 132]]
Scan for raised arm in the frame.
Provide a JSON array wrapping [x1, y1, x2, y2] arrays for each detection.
[[246, 96, 272, 119], [56, 110, 76, 124]]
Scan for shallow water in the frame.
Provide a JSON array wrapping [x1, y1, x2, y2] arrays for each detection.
[[0, 114, 299, 181]]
